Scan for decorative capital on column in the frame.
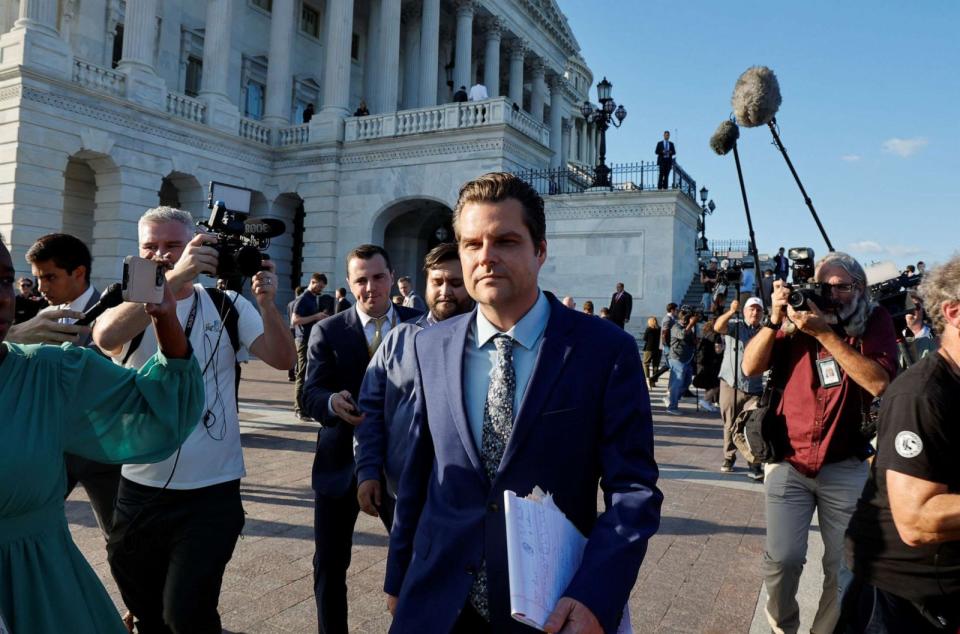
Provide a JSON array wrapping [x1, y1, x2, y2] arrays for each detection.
[[483, 17, 504, 41], [402, 4, 421, 23], [455, 0, 476, 19], [508, 39, 527, 60], [547, 72, 565, 90], [562, 119, 574, 132], [531, 58, 546, 77]]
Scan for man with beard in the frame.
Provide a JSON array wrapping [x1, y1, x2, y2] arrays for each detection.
[[355, 242, 474, 519], [742, 251, 898, 634]]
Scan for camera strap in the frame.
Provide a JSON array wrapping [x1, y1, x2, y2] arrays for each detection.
[[121, 289, 200, 366]]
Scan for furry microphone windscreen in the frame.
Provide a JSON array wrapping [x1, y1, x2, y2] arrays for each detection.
[[731, 66, 782, 127], [710, 120, 740, 155]]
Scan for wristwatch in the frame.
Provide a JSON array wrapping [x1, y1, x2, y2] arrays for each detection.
[[761, 316, 780, 331]]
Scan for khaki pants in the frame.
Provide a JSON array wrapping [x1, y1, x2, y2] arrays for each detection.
[[762, 457, 868, 634], [294, 340, 308, 415], [718, 380, 759, 462]]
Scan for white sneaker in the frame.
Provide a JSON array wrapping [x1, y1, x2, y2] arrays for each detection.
[[698, 399, 719, 412], [661, 397, 672, 408]]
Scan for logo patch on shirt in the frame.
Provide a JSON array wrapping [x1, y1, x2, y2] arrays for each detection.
[[894, 431, 923, 458]]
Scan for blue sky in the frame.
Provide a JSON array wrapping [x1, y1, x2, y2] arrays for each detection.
[[556, 0, 959, 269]]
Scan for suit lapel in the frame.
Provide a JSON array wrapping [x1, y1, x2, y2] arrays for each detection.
[[442, 312, 487, 483], [344, 306, 368, 354], [497, 298, 575, 474]]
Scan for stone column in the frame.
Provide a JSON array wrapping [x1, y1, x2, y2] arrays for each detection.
[[418, 0, 439, 107], [60, 0, 78, 45], [453, 0, 474, 93], [199, 0, 241, 132], [436, 26, 452, 104], [264, 0, 296, 126], [548, 75, 564, 166], [401, 5, 420, 109], [0, 2, 19, 35], [314, 0, 355, 141], [377, 0, 401, 113], [561, 119, 572, 167], [364, 0, 381, 111], [530, 59, 546, 122], [507, 40, 525, 107], [117, 0, 167, 108], [482, 19, 502, 97], [0, 0, 72, 78]]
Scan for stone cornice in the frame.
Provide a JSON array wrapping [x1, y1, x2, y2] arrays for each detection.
[[545, 203, 677, 220]]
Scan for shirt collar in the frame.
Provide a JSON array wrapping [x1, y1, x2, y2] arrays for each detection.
[[474, 290, 549, 351], [62, 285, 95, 313], [355, 302, 395, 328]]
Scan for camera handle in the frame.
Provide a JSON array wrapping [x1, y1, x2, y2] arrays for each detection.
[[731, 144, 766, 310]]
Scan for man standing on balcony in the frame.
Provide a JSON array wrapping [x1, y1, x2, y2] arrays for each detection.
[[453, 86, 468, 102], [468, 80, 489, 101], [655, 130, 676, 190]]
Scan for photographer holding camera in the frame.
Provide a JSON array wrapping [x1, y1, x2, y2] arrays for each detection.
[[742, 251, 897, 634], [664, 305, 700, 414], [92, 206, 296, 633]]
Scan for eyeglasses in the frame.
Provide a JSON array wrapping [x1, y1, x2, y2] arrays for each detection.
[[19, 282, 33, 288], [827, 283, 855, 294]]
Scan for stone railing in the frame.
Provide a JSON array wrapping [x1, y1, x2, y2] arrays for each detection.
[[277, 123, 310, 147], [344, 97, 550, 146], [239, 118, 271, 144], [166, 92, 205, 123], [72, 59, 126, 97]]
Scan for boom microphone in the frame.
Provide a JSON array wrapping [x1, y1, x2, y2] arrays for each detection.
[[242, 217, 286, 239], [731, 66, 781, 128], [709, 120, 740, 156], [75, 283, 124, 326]]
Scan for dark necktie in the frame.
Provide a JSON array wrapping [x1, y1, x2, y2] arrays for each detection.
[[469, 333, 516, 620]]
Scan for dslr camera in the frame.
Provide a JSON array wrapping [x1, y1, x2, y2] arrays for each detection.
[[198, 182, 286, 280], [717, 259, 742, 286], [784, 247, 832, 311]]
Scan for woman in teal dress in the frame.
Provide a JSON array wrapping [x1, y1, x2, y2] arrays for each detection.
[[0, 239, 203, 633]]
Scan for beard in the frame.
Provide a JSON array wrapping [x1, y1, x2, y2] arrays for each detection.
[[429, 296, 473, 321], [838, 295, 874, 337]]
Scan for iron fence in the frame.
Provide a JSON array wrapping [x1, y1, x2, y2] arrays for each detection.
[[513, 162, 697, 200]]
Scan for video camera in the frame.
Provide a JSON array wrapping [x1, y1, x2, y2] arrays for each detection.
[[784, 247, 833, 311], [717, 259, 742, 287], [198, 182, 286, 280], [678, 304, 705, 322]]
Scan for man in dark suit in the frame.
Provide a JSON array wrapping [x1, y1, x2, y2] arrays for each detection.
[[773, 246, 790, 282], [335, 287, 351, 313], [655, 130, 676, 190], [302, 244, 422, 634], [24, 233, 119, 538], [607, 281, 633, 329], [385, 173, 662, 633]]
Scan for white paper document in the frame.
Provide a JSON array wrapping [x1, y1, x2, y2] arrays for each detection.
[[503, 488, 632, 633], [0, 611, 9, 634]]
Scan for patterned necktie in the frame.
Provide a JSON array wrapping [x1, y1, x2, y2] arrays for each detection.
[[470, 333, 516, 620], [368, 315, 387, 357]]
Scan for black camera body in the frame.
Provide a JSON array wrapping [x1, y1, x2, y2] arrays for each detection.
[[787, 283, 833, 311], [718, 261, 742, 286]]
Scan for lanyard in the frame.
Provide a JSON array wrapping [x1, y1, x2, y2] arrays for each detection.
[[184, 290, 200, 339]]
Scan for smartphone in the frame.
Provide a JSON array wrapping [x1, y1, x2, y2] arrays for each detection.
[[122, 256, 165, 304]]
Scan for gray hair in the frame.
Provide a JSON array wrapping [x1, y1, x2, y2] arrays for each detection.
[[815, 251, 875, 337], [138, 206, 195, 234], [919, 254, 960, 336]]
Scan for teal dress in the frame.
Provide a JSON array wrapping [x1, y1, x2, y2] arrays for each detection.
[[0, 342, 203, 634]]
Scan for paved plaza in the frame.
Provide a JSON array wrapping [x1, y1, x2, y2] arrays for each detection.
[[68, 360, 825, 633]]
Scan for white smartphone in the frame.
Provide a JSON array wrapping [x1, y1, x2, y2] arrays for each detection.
[[122, 256, 165, 304]]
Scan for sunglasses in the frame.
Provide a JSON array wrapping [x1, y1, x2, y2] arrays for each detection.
[[19, 282, 33, 288]]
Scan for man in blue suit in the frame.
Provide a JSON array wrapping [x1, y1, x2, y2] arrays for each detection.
[[302, 244, 422, 634], [385, 173, 662, 633]]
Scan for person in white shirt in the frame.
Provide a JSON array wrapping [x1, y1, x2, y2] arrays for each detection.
[[93, 206, 296, 634], [468, 81, 489, 101]]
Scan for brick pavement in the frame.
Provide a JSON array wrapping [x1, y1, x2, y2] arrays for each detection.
[[68, 361, 773, 633]]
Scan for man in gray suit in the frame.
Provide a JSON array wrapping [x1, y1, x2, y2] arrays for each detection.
[[355, 242, 474, 518], [24, 233, 120, 538]]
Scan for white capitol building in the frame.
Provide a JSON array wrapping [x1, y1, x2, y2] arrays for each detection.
[[0, 0, 700, 330]]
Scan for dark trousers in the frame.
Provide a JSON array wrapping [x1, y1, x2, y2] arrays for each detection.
[[314, 478, 394, 634], [451, 602, 491, 633], [294, 340, 308, 414], [835, 579, 957, 633], [107, 478, 245, 634], [658, 162, 672, 189], [65, 454, 122, 539]]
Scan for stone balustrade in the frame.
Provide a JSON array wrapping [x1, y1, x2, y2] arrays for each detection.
[[277, 123, 310, 147], [239, 118, 271, 144], [166, 92, 206, 123], [72, 59, 126, 97], [344, 97, 549, 146]]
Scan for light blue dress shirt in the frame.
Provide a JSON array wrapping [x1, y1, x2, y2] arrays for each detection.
[[463, 290, 551, 452]]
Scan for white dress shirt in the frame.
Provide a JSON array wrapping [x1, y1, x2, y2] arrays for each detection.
[[58, 285, 96, 324], [468, 83, 489, 101]]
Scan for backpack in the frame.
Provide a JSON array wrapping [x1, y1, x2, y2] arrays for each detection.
[[121, 287, 240, 365]]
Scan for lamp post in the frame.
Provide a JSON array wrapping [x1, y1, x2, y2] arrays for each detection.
[[580, 77, 626, 188], [698, 186, 715, 253]]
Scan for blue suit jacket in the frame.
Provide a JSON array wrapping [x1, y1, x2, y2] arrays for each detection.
[[385, 294, 662, 633], [302, 304, 421, 496]]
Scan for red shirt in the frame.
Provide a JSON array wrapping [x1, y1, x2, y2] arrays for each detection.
[[772, 306, 897, 478]]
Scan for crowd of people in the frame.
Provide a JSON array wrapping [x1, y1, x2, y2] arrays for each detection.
[[1, 171, 958, 634]]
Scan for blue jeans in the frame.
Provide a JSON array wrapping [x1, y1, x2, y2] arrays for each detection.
[[667, 357, 692, 409]]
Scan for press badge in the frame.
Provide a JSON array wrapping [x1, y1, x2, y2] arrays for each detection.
[[816, 357, 842, 388]]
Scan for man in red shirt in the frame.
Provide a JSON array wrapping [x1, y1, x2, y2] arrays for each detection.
[[743, 251, 897, 634]]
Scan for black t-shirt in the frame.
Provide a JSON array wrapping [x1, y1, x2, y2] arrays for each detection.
[[845, 352, 960, 601], [14, 295, 47, 324], [702, 269, 717, 294], [642, 327, 660, 352]]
